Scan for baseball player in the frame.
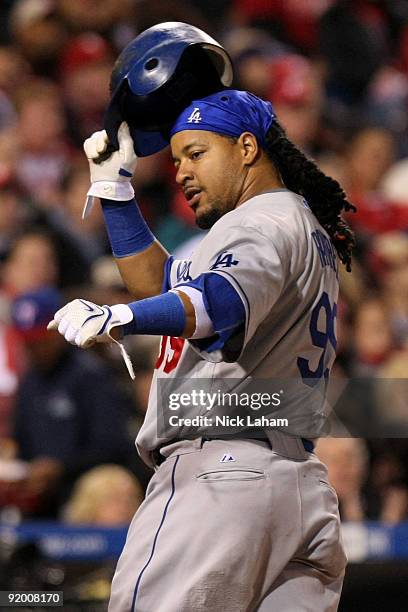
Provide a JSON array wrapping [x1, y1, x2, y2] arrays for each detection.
[[49, 90, 355, 611]]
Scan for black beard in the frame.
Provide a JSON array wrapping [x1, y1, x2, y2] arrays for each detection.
[[195, 206, 224, 229]]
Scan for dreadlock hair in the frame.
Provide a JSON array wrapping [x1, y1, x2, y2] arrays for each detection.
[[265, 120, 356, 272]]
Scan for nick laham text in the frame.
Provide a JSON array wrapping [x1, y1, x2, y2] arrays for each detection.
[[168, 415, 289, 427]]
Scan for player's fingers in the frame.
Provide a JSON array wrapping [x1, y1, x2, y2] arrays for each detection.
[[95, 130, 109, 154], [83, 130, 107, 158], [118, 122, 130, 141], [83, 133, 99, 158], [47, 319, 58, 331], [75, 331, 96, 348], [118, 122, 136, 164], [52, 302, 73, 325], [58, 318, 70, 336], [64, 324, 78, 344]]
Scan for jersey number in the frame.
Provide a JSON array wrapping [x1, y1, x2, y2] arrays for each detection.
[[297, 291, 337, 386], [155, 336, 185, 373]]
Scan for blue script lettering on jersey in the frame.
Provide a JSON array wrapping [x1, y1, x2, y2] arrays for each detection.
[[312, 230, 338, 277], [176, 260, 192, 282], [210, 252, 239, 270]]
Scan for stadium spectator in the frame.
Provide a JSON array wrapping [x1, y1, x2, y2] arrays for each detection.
[[2, 231, 59, 297], [57, 0, 131, 37], [380, 158, 408, 210], [336, 127, 408, 253], [319, 0, 389, 106], [374, 351, 408, 436], [0, 174, 27, 262], [12, 79, 71, 208], [0, 89, 16, 132], [316, 437, 408, 523], [351, 298, 395, 376], [316, 438, 369, 522], [7, 287, 142, 517], [0, 321, 25, 439], [60, 33, 114, 148], [368, 232, 408, 342], [366, 64, 408, 155], [52, 161, 109, 266], [267, 54, 324, 151], [9, 0, 68, 78], [224, 27, 282, 98], [0, 45, 28, 97], [344, 127, 395, 197], [1, 227, 91, 293], [131, 147, 175, 235], [62, 464, 143, 526], [231, 0, 334, 53], [90, 255, 130, 305]]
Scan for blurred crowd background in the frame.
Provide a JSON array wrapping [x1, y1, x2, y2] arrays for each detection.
[[0, 0, 408, 603]]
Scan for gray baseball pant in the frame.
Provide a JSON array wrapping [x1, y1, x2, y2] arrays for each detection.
[[109, 437, 346, 611]]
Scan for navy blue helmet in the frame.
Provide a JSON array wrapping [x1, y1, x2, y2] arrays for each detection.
[[103, 22, 233, 158]]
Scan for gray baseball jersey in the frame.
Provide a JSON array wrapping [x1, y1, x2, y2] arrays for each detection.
[[136, 190, 339, 465]]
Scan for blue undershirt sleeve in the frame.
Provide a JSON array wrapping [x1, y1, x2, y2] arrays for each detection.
[[122, 291, 186, 337], [101, 198, 155, 258]]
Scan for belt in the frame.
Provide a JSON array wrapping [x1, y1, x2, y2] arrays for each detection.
[[152, 436, 314, 466], [204, 435, 314, 453], [302, 438, 315, 452]]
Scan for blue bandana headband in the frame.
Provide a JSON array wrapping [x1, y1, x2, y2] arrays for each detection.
[[169, 89, 275, 148]]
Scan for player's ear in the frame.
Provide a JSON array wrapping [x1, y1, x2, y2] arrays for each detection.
[[238, 132, 259, 166]]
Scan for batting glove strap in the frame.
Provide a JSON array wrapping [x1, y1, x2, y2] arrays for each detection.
[[84, 182, 135, 218], [87, 181, 135, 201]]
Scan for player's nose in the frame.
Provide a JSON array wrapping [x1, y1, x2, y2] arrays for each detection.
[[175, 159, 194, 185]]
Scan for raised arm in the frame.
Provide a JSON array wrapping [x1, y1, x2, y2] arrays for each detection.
[[114, 243, 168, 300], [49, 124, 250, 375], [84, 123, 168, 299]]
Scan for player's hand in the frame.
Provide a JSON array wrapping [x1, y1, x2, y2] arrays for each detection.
[[47, 299, 135, 379], [83, 122, 138, 217], [47, 298, 133, 347]]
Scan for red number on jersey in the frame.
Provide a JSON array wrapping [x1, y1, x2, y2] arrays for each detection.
[[155, 336, 185, 373]]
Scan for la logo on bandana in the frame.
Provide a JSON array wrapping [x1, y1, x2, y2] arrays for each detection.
[[187, 107, 202, 123]]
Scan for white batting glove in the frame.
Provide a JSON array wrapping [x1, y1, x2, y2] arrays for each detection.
[[47, 299, 135, 379], [82, 122, 138, 218]]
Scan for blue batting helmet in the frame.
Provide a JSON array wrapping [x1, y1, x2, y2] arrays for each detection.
[[103, 22, 233, 158]]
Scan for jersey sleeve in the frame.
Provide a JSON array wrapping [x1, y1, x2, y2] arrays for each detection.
[[179, 223, 291, 362], [174, 272, 246, 361]]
